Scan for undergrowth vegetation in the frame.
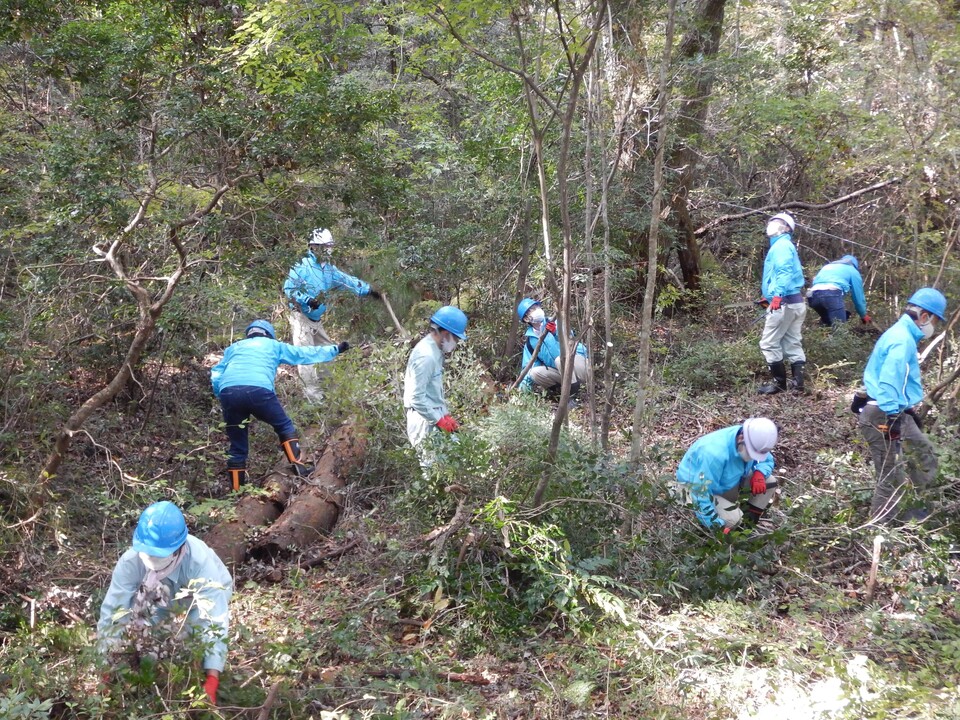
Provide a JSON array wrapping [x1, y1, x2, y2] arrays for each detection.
[[3, 302, 960, 718]]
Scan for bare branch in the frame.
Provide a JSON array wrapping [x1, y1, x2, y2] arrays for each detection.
[[693, 177, 901, 237]]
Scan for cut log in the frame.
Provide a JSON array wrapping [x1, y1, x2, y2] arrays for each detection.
[[202, 467, 302, 568], [250, 421, 367, 559]]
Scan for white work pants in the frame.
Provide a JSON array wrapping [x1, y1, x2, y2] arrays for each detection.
[[759, 302, 806, 364], [288, 310, 333, 403]]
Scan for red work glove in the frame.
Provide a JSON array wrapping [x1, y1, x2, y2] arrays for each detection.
[[750, 470, 767, 495], [545, 320, 557, 334], [861, 314, 871, 324], [436, 415, 460, 433], [768, 296, 782, 311], [203, 673, 219, 705]]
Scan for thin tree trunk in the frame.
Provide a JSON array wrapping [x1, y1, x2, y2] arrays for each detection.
[[630, 0, 677, 463]]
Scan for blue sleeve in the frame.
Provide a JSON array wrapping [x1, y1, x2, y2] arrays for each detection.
[[689, 473, 723, 529], [849, 269, 867, 318], [329, 266, 370, 296], [277, 342, 340, 366], [772, 245, 797, 297], [520, 335, 536, 389], [96, 551, 142, 655], [210, 349, 231, 398], [875, 342, 911, 414], [283, 263, 314, 305], [755, 454, 775, 478]]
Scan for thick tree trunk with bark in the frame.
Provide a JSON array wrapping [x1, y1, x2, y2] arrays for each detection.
[[665, 0, 727, 293], [250, 422, 368, 558]]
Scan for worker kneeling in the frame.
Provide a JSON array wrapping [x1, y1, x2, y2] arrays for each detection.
[[673, 418, 779, 532], [516, 298, 590, 407], [97, 501, 233, 705]]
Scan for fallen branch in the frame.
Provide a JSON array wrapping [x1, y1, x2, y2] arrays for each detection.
[[256, 680, 282, 720], [300, 538, 360, 569], [694, 178, 901, 237], [365, 668, 496, 685]]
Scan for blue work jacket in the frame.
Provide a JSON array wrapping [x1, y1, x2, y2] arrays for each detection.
[[863, 314, 925, 414], [676, 425, 775, 529], [762, 233, 805, 300], [283, 251, 371, 321], [210, 336, 339, 397], [812, 262, 868, 318], [520, 322, 588, 389]]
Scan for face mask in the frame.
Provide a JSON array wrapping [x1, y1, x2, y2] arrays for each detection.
[[737, 442, 752, 464], [527, 308, 545, 324], [440, 337, 458, 354], [919, 320, 935, 340], [139, 552, 176, 572]]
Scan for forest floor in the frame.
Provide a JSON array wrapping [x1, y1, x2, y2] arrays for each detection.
[[2, 315, 959, 720]]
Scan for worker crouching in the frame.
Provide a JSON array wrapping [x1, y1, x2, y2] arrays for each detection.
[[673, 418, 780, 534]]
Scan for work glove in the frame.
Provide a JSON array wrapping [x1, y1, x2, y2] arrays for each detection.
[[768, 296, 782, 311], [750, 470, 767, 495], [368, 288, 382, 301], [337, 341, 351, 353], [850, 391, 868, 415], [307, 296, 323, 310], [862, 314, 872, 324], [203, 673, 219, 705], [880, 414, 902, 441], [436, 415, 460, 433], [545, 320, 557, 334]]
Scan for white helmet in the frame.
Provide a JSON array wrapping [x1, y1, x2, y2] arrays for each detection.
[[309, 228, 334, 246], [741, 417, 778, 461], [766, 212, 796, 237]]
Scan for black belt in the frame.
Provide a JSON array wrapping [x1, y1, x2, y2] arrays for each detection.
[[783, 293, 804, 304]]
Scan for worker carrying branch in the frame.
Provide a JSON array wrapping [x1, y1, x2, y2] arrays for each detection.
[[284, 227, 381, 403], [673, 418, 780, 534], [211, 319, 351, 491]]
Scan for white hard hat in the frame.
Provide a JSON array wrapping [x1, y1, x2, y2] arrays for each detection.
[[309, 228, 334, 245], [741, 417, 778, 461], [766, 212, 796, 236]]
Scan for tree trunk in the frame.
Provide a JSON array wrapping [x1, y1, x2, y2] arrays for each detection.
[[630, 0, 677, 463], [666, 0, 727, 293]]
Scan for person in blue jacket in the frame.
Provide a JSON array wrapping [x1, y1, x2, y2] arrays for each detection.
[[283, 228, 381, 403], [98, 501, 232, 706], [857, 288, 946, 524], [674, 418, 779, 532], [210, 319, 350, 490], [807, 255, 871, 326], [516, 298, 590, 406], [758, 212, 808, 394]]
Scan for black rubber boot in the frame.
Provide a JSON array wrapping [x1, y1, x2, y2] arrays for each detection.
[[226, 467, 247, 492], [743, 503, 766, 527], [790, 361, 806, 393], [281, 438, 315, 478], [567, 381, 581, 410], [758, 361, 787, 395]]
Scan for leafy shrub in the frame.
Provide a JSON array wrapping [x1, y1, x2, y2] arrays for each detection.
[[802, 322, 876, 385], [662, 328, 757, 391]]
